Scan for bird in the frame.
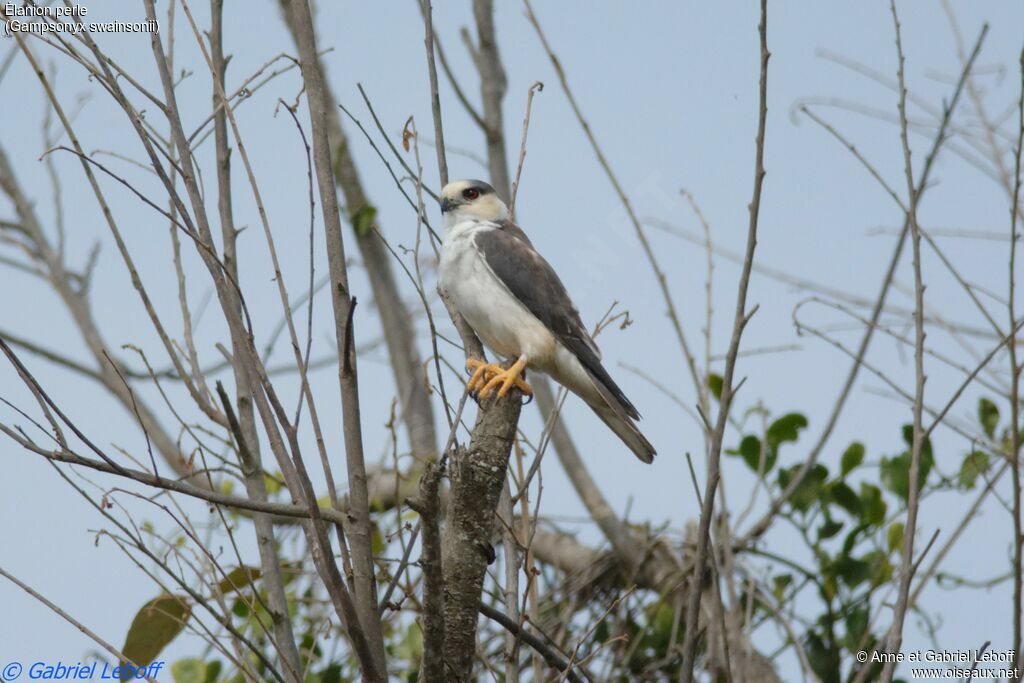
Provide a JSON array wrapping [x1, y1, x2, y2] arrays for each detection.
[[437, 179, 656, 463]]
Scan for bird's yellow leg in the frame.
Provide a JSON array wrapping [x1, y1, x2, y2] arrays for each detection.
[[466, 358, 504, 393], [478, 356, 532, 400]]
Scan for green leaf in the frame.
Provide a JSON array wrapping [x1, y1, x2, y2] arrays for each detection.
[[727, 435, 775, 474], [841, 522, 871, 555], [879, 457, 906, 495], [122, 595, 191, 674], [203, 661, 221, 683], [959, 450, 990, 490], [394, 623, 424, 665], [280, 561, 303, 586], [317, 663, 342, 683], [844, 606, 869, 651], [822, 573, 838, 602], [881, 427, 935, 501], [216, 566, 261, 596], [835, 555, 871, 589], [299, 630, 322, 661], [804, 631, 841, 683], [772, 573, 793, 601], [593, 619, 610, 645], [858, 483, 887, 527], [840, 442, 865, 476], [829, 481, 862, 517], [171, 659, 206, 683], [866, 549, 893, 587], [978, 398, 999, 439], [817, 518, 844, 540], [648, 601, 676, 645], [750, 413, 809, 474], [352, 205, 378, 237], [900, 424, 934, 461], [766, 412, 809, 449], [887, 522, 905, 554], [777, 464, 828, 513], [371, 526, 386, 556], [707, 374, 723, 401], [881, 449, 934, 502], [231, 598, 249, 618]]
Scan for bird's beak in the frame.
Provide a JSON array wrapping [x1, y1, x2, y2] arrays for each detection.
[[440, 196, 456, 214]]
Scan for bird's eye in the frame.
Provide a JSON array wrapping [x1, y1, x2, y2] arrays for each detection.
[[462, 188, 480, 200]]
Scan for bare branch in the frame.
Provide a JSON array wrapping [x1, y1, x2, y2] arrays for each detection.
[[0, 566, 158, 682], [283, 0, 388, 674], [881, 6, 928, 677], [739, 24, 988, 546], [442, 393, 524, 680], [681, 1, 769, 679]]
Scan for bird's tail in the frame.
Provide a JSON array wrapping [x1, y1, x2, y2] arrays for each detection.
[[576, 362, 656, 463], [588, 400, 656, 464], [557, 337, 656, 463]]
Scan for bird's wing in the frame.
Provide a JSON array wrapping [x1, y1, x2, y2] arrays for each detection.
[[473, 220, 641, 421]]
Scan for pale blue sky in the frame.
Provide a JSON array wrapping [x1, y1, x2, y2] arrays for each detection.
[[2, 1, 1022, 679]]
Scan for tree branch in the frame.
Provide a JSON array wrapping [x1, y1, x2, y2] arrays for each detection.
[[441, 393, 523, 680], [881, 6, 928, 676], [284, 0, 388, 675], [680, 1, 769, 679]]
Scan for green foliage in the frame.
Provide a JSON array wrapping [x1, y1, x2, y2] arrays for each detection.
[[767, 412, 809, 449], [840, 442, 865, 476], [858, 483, 887, 527], [745, 417, 953, 683], [728, 412, 809, 477], [978, 397, 999, 439], [122, 594, 191, 676], [728, 434, 768, 472], [123, 392, 995, 683], [827, 481, 861, 517], [777, 463, 828, 513], [320, 664, 345, 683], [843, 605, 869, 651], [887, 522, 905, 554], [171, 659, 206, 683], [707, 373, 723, 401], [804, 631, 841, 683], [203, 661, 221, 683], [393, 624, 423, 672], [351, 205, 378, 237], [772, 573, 793, 601], [371, 525, 386, 556], [959, 450, 990, 490], [833, 554, 871, 589], [264, 473, 283, 496], [216, 566, 262, 596], [879, 425, 934, 501], [817, 517, 844, 540], [623, 601, 681, 676]]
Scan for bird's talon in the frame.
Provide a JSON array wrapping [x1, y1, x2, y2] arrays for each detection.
[[465, 358, 503, 393], [477, 357, 532, 400]]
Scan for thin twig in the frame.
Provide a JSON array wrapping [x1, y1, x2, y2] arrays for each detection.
[[881, 6, 927, 678], [681, 1, 769, 679], [510, 81, 543, 217], [739, 24, 988, 546], [0, 566, 158, 683]]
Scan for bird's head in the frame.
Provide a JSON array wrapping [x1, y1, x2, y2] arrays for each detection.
[[440, 179, 508, 227]]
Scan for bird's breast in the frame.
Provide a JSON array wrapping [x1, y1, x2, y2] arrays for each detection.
[[439, 223, 557, 364]]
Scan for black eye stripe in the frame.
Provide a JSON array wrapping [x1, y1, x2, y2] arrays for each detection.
[[462, 188, 480, 200]]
